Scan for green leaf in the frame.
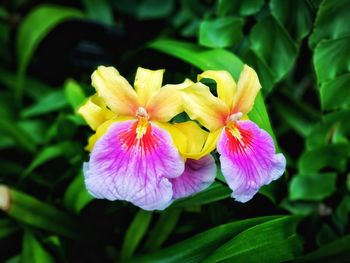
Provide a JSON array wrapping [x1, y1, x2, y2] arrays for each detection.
[[335, 195, 350, 233], [313, 37, 350, 84], [21, 231, 54, 263], [82, 0, 113, 25], [270, 0, 313, 41], [16, 4, 83, 102], [0, 118, 36, 152], [320, 73, 350, 110], [249, 15, 298, 82], [199, 17, 243, 48], [23, 142, 70, 177], [309, 0, 350, 48], [144, 209, 182, 251], [217, 0, 264, 16], [130, 215, 280, 263], [293, 234, 350, 262], [64, 79, 86, 112], [289, 172, 337, 201], [316, 224, 339, 247], [306, 109, 350, 149], [21, 90, 67, 118], [121, 210, 153, 260], [149, 39, 279, 145], [202, 216, 301, 263], [171, 182, 231, 208], [0, 218, 19, 239], [63, 172, 94, 214], [1, 186, 78, 238], [298, 144, 350, 172]]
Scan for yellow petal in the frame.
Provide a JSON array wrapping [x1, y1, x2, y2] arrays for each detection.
[[232, 65, 261, 114], [181, 82, 229, 131], [146, 80, 193, 122], [199, 128, 222, 158], [198, 70, 236, 109], [78, 95, 115, 130], [86, 116, 133, 151], [134, 67, 165, 106], [92, 66, 139, 116]]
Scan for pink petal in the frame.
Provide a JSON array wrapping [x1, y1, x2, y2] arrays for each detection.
[[217, 120, 286, 202], [170, 155, 216, 199], [83, 120, 184, 210]]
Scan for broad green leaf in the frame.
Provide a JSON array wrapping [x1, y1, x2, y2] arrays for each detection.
[[23, 142, 71, 177], [130, 216, 280, 263], [17, 120, 46, 146], [0, 218, 19, 238], [144, 209, 182, 251], [171, 182, 231, 208], [289, 172, 337, 201], [0, 119, 36, 152], [280, 199, 317, 216], [1, 186, 78, 238], [63, 172, 93, 214], [250, 15, 298, 82], [21, 90, 67, 118], [270, 0, 313, 41], [316, 224, 339, 247], [293, 234, 350, 262], [82, 0, 113, 25], [16, 5, 83, 102], [309, 0, 350, 48], [320, 73, 350, 110], [121, 210, 153, 259], [64, 79, 86, 111], [217, 0, 264, 16], [21, 231, 54, 263], [199, 17, 243, 48], [202, 216, 301, 263], [306, 109, 350, 149], [149, 39, 278, 145], [298, 144, 350, 172], [335, 195, 350, 233], [313, 37, 350, 84]]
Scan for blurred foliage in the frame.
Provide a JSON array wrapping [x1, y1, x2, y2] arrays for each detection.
[[0, 0, 349, 262]]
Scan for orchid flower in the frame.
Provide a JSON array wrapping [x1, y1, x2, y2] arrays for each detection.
[[180, 65, 286, 202], [78, 66, 216, 210]]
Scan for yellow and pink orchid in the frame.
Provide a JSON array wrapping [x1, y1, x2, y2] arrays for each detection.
[[180, 65, 286, 202], [78, 64, 286, 210], [78, 66, 216, 210]]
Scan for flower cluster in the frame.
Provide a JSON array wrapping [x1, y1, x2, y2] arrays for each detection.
[[78, 65, 286, 210]]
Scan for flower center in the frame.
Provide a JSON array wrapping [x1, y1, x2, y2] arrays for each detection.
[[226, 112, 243, 141], [135, 107, 149, 139]]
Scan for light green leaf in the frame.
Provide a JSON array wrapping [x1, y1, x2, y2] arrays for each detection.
[[64, 79, 86, 111], [144, 209, 182, 251], [199, 17, 243, 48], [21, 90, 68, 118], [82, 0, 113, 25], [21, 231, 54, 263], [130, 216, 280, 263], [320, 73, 350, 110], [313, 37, 350, 84], [203, 216, 301, 263], [289, 172, 337, 201], [63, 172, 94, 214], [309, 0, 350, 48], [16, 4, 83, 102], [121, 210, 153, 260]]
